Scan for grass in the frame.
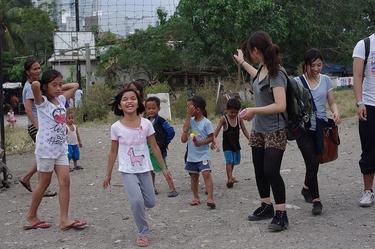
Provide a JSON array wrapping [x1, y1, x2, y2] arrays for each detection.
[[4, 127, 34, 155], [333, 88, 357, 118]]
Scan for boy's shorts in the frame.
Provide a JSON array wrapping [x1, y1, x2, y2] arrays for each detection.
[[68, 144, 80, 161], [150, 152, 167, 173], [36, 154, 69, 172], [224, 150, 241, 165], [185, 160, 211, 174]]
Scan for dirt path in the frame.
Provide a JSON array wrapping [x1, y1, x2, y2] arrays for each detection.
[[1, 118, 374, 249]]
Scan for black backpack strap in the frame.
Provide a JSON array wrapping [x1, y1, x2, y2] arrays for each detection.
[[278, 69, 289, 121], [254, 65, 263, 81], [364, 37, 370, 67], [299, 75, 317, 113]]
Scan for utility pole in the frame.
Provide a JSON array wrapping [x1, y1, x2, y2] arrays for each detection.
[[75, 0, 81, 86], [0, 25, 8, 186], [85, 43, 91, 91]]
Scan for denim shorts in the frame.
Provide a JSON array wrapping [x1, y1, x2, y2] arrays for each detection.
[[68, 144, 80, 161], [36, 154, 69, 172], [185, 160, 211, 174], [224, 150, 241, 165]]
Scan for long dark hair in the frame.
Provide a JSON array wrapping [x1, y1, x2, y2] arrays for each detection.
[[124, 81, 144, 101], [40, 69, 63, 96], [22, 57, 39, 85], [303, 48, 324, 73], [187, 95, 207, 117], [111, 88, 145, 116], [245, 31, 281, 78]]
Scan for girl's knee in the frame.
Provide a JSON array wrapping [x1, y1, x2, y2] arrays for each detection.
[[59, 175, 70, 188], [201, 171, 212, 180]]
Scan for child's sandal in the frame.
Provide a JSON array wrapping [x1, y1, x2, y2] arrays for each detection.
[[136, 236, 149, 247], [190, 198, 200, 206]]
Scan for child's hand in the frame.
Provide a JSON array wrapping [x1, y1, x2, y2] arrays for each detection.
[[79, 143, 83, 148], [103, 176, 111, 189]]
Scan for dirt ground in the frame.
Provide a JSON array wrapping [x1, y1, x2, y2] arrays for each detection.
[[1, 117, 375, 249]]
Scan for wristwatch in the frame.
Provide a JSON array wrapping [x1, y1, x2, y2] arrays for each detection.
[[356, 100, 364, 107]]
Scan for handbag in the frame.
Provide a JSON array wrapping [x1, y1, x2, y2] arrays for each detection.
[[317, 119, 340, 164]]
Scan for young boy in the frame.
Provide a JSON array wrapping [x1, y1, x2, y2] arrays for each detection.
[[66, 109, 83, 171], [212, 98, 250, 188], [145, 96, 179, 197]]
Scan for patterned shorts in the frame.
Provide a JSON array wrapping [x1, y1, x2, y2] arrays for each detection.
[[249, 129, 287, 151]]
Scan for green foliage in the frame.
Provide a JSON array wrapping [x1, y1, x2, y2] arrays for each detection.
[[0, 0, 56, 82], [98, 0, 375, 83], [6, 62, 23, 81], [74, 84, 116, 123], [144, 82, 171, 95]]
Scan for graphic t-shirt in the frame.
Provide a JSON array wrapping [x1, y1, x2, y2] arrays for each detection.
[[111, 118, 155, 173], [187, 117, 214, 162], [353, 33, 375, 106], [35, 95, 67, 158]]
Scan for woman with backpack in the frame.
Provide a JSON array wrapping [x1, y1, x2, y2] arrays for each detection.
[[233, 31, 289, 232], [294, 48, 340, 215]]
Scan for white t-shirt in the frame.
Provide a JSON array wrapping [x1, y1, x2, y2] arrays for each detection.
[[22, 81, 38, 126], [35, 95, 68, 158], [110, 117, 155, 173], [353, 33, 375, 106]]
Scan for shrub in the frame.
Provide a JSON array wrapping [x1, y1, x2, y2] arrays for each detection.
[[5, 127, 34, 154], [74, 84, 117, 123]]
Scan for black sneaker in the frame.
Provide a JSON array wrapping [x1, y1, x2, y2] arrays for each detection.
[[312, 201, 323, 215], [301, 187, 313, 203], [248, 203, 274, 221], [268, 210, 289, 232]]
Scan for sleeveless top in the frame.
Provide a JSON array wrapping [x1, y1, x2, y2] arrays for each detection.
[[67, 124, 78, 145], [222, 115, 241, 151]]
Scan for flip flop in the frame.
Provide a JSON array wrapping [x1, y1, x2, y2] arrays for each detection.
[[23, 221, 51, 230], [207, 202, 216, 209], [136, 236, 149, 247], [190, 198, 200, 206], [226, 181, 234, 188], [19, 179, 32, 192], [43, 190, 57, 197], [61, 219, 87, 231]]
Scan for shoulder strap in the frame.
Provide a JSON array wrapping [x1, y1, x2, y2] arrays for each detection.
[[299, 76, 317, 112], [253, 65, 263, 81], [364, 37, 370, 67]]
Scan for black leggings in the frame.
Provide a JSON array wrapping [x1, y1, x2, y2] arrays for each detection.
[[296, 130, 320, 200], [252, 147, 286, 204]]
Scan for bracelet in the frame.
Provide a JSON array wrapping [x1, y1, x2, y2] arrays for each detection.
[[240, 60, 246, 66]]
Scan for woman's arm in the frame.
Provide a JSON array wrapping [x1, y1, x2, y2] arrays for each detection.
[[103, 140, 118, 189], [240, 86, 286, 121], [233, 49, 258, 78], [31, 81, 43, 105], [62, 83, 79, 100], [239, 118, 250, 140], [24, 99, 38, 128], [327, 90, 340, 124]]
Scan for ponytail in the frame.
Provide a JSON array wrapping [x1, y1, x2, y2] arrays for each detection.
[[264, 43, 281, 78], [246, 31, 281, 78]]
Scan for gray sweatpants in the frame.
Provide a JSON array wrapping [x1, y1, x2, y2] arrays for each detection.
[[121, 172, 156, 236]]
